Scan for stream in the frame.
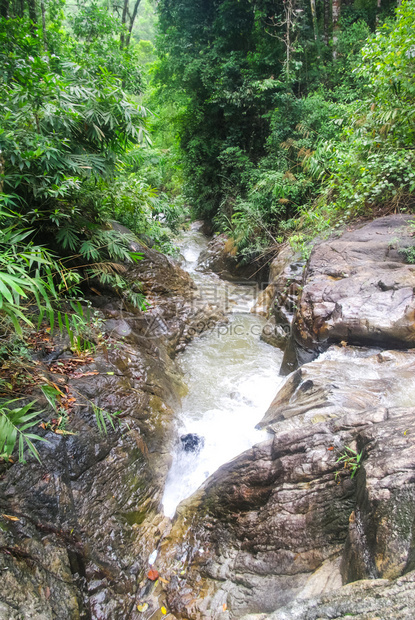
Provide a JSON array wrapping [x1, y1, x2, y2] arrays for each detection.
[[162, 224, 284, 518]]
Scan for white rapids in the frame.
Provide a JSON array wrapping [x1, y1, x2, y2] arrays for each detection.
[[162, 223, 284, 518]]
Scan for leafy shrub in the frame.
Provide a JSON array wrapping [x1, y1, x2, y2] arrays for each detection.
[[0, 400, 46, 463], [290, 0, 415, 244]]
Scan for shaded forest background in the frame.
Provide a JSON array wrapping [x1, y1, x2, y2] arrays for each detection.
[[1, 0, 414, 266]]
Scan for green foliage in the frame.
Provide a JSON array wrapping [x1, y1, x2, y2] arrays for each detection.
[[327, 19, 372, 102], [0, 400, 47, 463], [132, 0, 158, 44], [0, 221, 65, 335], [154, 0, 389, 256], [0, 12, 156, 294], [92, 403, 121, 435], [403, 246, 415, 264], [0, 4, 182, 335], [135, 40, 157, 68], [335, 446, 363, 480], [71, 1, 143, 95], [101, 144, 186, 252], [0, 16, 150, 215], [296, 0, 415, 240], [216, 91, 341, 255], [0, 0, 189, 468]]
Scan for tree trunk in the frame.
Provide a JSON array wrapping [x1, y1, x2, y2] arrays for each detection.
[[332, 0, 341, 59], [310, 0, 321, 58], [40, 0, 47, 50], [0, 0, 9, 18], [284, 0, 294, 82], [376, 0, 381, 24], [120, 0, 128, 49], [323, 0, 330, 45], [125, 0, 141, 48], [0, 0, 9, 19], [27, 0, 37, 23]]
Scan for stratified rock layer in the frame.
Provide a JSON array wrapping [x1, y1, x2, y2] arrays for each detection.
[[155, 215, 415, 619], [3, 215, 415, 619], [158, 348, 415, 619], [284, 214, 415, 371], [241, 570, 415, 619], [0, 231, 222, 620]]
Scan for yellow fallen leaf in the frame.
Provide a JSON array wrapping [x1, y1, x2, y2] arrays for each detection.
[[159, 577, 169, 584], [161, 607, 167, 615], [223, 603, 227, 611], [1, 514, 19, 521], [137, 603, 149, 612]]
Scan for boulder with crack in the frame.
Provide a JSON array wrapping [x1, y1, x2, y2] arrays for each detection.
[[156, 347, 415, 619]]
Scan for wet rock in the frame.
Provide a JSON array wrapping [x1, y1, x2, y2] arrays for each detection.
[[0, 332, 181, 618], [241, 570, 415, 619], [101, 222, 226, 356], [180, 433, 205, 453], [260, 316, 291, 349], [0, 228, 224, 619], [258, 346, 415, 432], [250, 244, 304, 351], [156, 347, 415, 619], [198, 234, 268, 282], [283, 214, 415, 371]]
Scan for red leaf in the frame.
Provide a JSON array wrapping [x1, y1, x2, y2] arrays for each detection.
[[147, 569, 159, 581]]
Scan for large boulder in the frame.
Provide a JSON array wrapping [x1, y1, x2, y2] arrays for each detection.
[[154, 347, 415, 619], [240, 570, 415, 619], [198, 234, 268, 282], [283, 214, 415, 372], [98, 221, 225, 355], [250, 244, 304, 349]]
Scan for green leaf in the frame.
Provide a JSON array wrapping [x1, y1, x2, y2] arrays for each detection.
[[41, 385, 61, 410]]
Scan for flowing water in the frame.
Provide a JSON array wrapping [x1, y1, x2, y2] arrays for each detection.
[[162, 224, 284, 518]]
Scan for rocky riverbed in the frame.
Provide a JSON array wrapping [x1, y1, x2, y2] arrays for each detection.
[[2, 215, 415, 620], [0, 227, 222, 619], [154, 215, 415, 619]]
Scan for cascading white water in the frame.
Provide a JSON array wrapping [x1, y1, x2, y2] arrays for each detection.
[[162, 223, 284, 518]]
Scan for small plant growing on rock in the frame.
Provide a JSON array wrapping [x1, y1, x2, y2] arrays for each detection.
[[0, 400, 47, 463], [335, 446, 363, 481]]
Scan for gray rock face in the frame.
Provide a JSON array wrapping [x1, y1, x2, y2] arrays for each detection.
[[157, 347, 415, 618], [151, 218, 415, 619], [241, 570, 415, 619], [198, 234, 268, 282], [0, 233, 222, 619], [258, 347, 415, 432], [135, 217, 415, 618], [5, 215, 415, 619], [252, 244, 304, 350], [283, 214, 415, 372]]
